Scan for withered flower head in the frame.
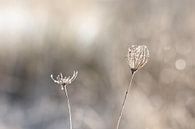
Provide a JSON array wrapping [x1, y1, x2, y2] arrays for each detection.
[[51, 71, 78, 90], [128, 45, 149, 74]]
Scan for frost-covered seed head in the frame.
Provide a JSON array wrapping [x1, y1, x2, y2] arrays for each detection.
[[128, 45, 149, 74], [51, 71, 78, 90]]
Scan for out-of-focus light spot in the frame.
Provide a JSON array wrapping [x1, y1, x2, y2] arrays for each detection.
[[0, 7, 32, 32], [78, 18, 99, 42], [175, 59, 186, 70], [70, 13, 101, 46]]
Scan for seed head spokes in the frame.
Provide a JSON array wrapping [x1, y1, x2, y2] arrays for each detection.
[[128, 45, 149, 74], [51, 70, 78, 90]]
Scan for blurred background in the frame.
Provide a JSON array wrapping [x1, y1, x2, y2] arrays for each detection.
[[0, 0, 195, 129]]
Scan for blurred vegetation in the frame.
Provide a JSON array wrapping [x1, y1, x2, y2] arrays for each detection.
[[0, 0, 195, 129]]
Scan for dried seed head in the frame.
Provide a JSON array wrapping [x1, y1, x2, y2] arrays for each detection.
[[128, 45, 149, 74], [51, 71, 78, 90]]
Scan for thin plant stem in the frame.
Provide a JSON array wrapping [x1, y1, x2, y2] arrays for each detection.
[[116, 72, 135, 129], [63, 85, 73, 129]]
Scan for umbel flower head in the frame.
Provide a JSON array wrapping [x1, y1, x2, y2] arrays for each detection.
[[51, 71, 78, 90], [128, 45, 149, 74]]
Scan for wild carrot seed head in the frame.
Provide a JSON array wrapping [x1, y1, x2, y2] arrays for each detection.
[[128, 45, 149, 74], [51, 71, 78, 90]]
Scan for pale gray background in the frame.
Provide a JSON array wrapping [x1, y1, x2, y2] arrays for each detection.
[[0, 0, 195, 129]]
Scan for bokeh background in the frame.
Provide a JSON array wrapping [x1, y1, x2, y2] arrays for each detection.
[[0, 0, 195, 129]]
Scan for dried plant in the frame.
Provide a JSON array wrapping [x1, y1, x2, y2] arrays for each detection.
[[51, 70, 78, 129], [128, 45, 149, 74], [116, 45, 149, 129]]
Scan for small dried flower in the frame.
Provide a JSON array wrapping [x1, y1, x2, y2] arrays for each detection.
[[50, 70, 78, 129], [51, 70, 78, 90], [128, 45, 149, 74]]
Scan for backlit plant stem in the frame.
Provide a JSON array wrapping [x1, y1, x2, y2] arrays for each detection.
[[116, 72, 135, 129], [63, 85, 73, 129], [50, 71, 78, 129]]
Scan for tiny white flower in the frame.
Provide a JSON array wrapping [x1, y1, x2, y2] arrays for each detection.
[[51, 71, 78, 90], [128, 45, 149, 74]]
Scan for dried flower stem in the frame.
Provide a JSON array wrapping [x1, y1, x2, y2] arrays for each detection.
[[63, 85, 73, 129], [50, 71, 78, 129], [116, 72, 135, 129]]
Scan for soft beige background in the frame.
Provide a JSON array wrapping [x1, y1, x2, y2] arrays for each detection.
[[0, 0, 195, 129]]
